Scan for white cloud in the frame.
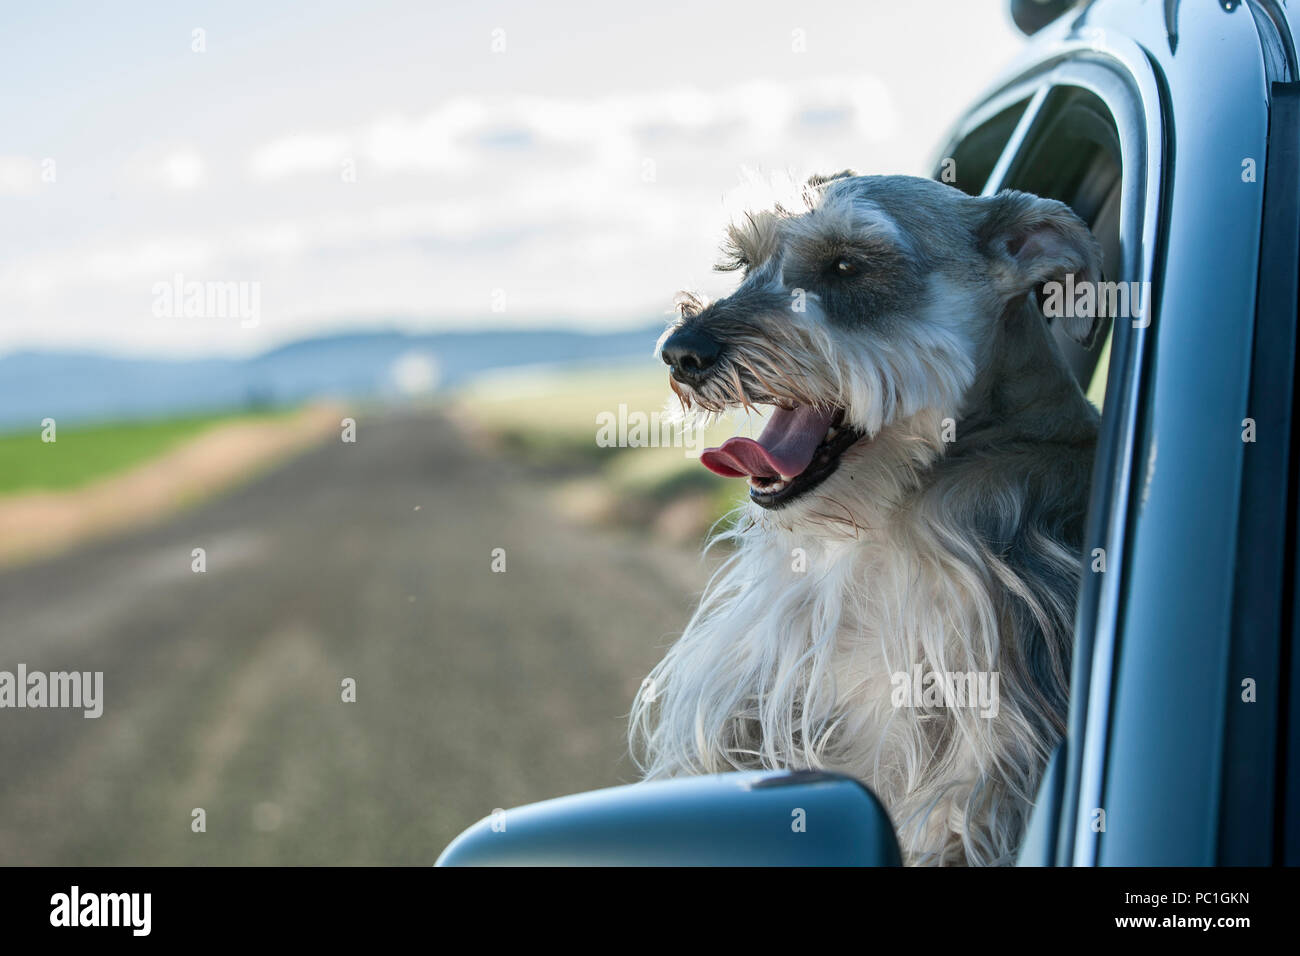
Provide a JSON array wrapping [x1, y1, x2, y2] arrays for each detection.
[[161, 151, 205, 190], [249, 133, 353, 181], [364, 97, 489, 173], [245, 76, 898, 182], [0, 156, 40, 197]]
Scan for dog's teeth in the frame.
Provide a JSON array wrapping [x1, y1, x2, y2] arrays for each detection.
[[748, 476, 789, 495]]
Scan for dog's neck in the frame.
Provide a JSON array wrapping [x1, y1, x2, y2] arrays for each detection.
[[957, 299, 1098, 448]]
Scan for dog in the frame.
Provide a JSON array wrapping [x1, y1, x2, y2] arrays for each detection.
[[629, 172, 1101, 866]]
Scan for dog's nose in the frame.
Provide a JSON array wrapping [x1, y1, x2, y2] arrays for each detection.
[[661, 327, 723, 385]]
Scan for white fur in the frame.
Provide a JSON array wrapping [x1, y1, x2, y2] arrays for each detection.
[[633, 175, 1097, 866]]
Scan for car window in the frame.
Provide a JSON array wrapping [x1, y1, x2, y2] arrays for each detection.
[[940, 97, 1032, 196], [994, 87, 1123, 408], [935, 88, 1120, 410]]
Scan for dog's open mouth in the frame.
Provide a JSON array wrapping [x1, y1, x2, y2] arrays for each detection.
[[699, 406, 866, 509]]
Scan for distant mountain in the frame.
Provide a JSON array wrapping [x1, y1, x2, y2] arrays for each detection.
[[0, 325, 662, 430]]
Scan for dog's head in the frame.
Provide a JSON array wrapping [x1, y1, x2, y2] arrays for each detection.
[[660, 173, 1101, 514]]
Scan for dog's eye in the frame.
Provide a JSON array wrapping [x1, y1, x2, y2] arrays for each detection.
[[832, 258, 860, 278]]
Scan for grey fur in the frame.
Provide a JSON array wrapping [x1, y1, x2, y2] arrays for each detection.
[[633, 174, 1100, 866]]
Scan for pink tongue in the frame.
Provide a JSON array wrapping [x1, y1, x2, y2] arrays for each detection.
[[700, 406, 837, 480]]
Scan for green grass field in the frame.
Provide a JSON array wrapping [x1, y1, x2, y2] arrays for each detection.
[[0, 409, 288, 496]]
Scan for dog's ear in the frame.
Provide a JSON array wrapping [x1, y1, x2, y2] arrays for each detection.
[[976, 190, 1103, 345]]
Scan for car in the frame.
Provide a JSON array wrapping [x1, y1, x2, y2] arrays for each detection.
[[439, 0, 1300, 867]]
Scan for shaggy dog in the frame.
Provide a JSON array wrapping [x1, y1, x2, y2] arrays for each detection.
[[630, 173, 1101, 866]]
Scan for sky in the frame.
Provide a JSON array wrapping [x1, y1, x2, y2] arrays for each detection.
[[0, 1, 1022, 358]]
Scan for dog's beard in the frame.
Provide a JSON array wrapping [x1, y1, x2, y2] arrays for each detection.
[[659, 300, 839, 426], [661, 293, 979, 524]]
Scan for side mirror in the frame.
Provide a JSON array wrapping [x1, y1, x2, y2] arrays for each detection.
[[436, 770, 902, 866]]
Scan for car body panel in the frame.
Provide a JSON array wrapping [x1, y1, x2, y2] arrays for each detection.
[[1080, 0, 1269, 868]]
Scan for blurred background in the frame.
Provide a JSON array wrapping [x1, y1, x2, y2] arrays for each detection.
[[0, 0, 1021, 863]]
